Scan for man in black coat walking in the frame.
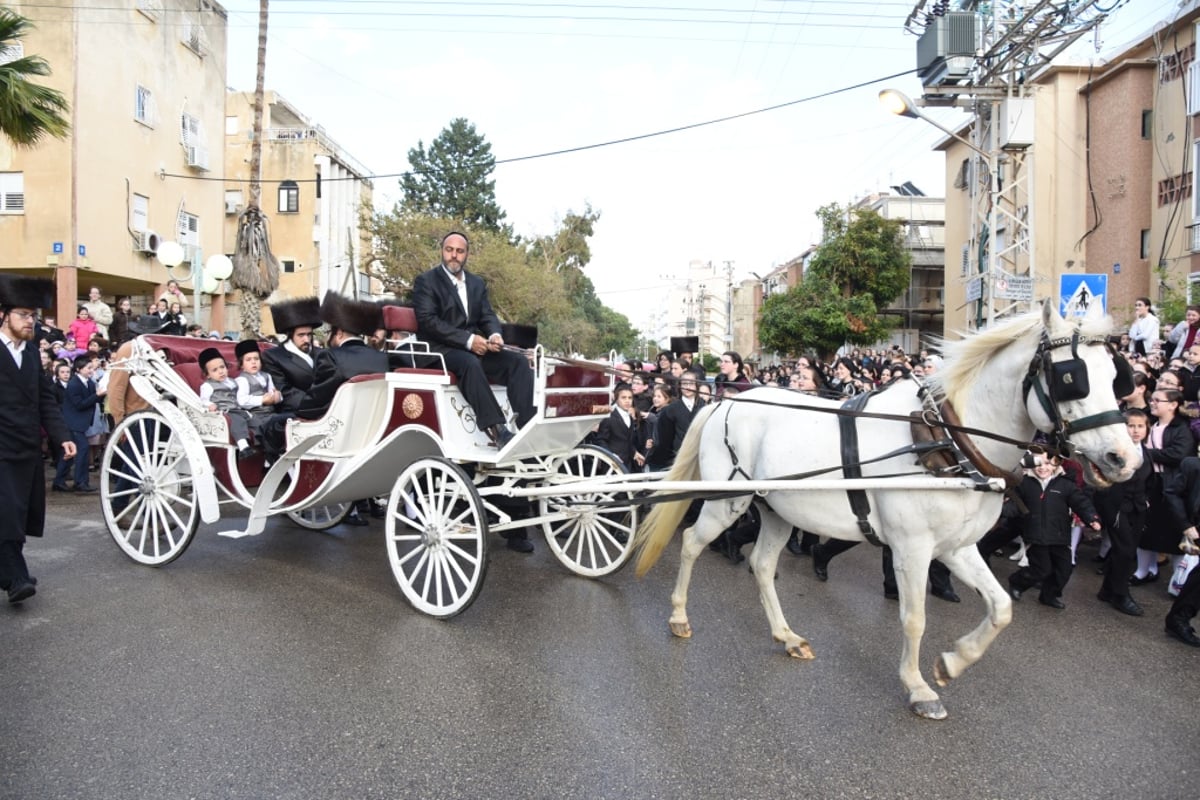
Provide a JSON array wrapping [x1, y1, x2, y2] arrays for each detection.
[[411, 231, 534, 448], [0, 276, 74, 604]]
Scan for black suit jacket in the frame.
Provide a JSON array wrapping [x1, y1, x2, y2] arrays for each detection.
[[595, 408, 640, 467], [0, 343, 70, 541], [63, 375, 100, 433], [263, 344, 317, 413], [297, 340, 389, 420], [411, 266, 502, 353]]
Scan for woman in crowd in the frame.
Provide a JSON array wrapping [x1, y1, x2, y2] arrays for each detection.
[[108, 297, 134, 344], [828, 356, 860, 397]]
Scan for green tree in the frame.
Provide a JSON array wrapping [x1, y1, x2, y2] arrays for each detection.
[[0, 9, 70, 147], [758, 203, 911, 360], [400, 118, 507, 233]]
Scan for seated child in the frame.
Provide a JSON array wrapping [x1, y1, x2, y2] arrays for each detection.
[[233, 339, 282, 443], [198, 347, 254, 460], [1007, 447, 1102, 609]]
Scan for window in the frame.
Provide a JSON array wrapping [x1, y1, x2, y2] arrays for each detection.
[[180, 112, 201, 146], [135, 85, 155, 126], [225, 115, 238, 136], [1140, 230, 1151, 260], [131, 194, 149, 232], [1142, 110, 1153, 139], [0, 41, 23, 66], [181, 17, 207, 56], [0, 172, 24, 214], [1159, 172, 1193, 207], [1160, 42, 1195, 83], [278, 180, 299, 213], [282, 260, 296, 274]]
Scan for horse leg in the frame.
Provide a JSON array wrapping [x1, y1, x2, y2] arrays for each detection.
[[930, 544, 1013, 687], [668, 499, 745, 638], [748, 508, 814, 659], [891, 545, 947, 720]]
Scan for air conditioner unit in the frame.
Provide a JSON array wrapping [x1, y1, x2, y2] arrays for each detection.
[[225, 199, 241, 215], [134, 230, 160, 254], [186, 145, 209, 171], [184, 244, 202, 264]]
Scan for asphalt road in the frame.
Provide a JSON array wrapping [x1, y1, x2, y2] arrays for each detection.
[[3, 488, 1199, 800]]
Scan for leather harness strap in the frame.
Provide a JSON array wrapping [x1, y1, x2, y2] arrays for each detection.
[[838, 392, 884, 547]]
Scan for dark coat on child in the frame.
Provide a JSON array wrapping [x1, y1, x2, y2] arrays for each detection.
[[594, 408, 641, 468], [1011, 472, 1100, 546]]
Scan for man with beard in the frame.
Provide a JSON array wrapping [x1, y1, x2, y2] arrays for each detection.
[[411, 231, 534, 449], [262, 296, 321, 413], [0, 276, 74, 603]]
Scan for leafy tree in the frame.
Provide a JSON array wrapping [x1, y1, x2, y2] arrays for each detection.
[[400, 118, 507, 233], [758, 203, 911, 360], [0, 9, 70, 147]]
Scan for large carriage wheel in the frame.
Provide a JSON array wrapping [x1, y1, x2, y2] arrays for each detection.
[[287, 503, 352, 531], [539, 445, 638, 578], [101, 410, 200, 566], [386, 457, 489, 618]]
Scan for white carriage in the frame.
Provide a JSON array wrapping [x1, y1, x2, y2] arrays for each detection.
[[100, 305, 640, 618]]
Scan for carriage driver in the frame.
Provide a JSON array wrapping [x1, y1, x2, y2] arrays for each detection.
[[411, 231, 535, 449], [262, 296, 322, 412]]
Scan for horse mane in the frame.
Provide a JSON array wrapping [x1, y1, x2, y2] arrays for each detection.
[[928, 305, 1113, 412]]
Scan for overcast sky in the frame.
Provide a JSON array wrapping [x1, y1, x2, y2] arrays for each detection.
[[220, 0, 1172, 331]]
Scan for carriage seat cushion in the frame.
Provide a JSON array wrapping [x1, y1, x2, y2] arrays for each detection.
[[382, 305, 418, 334]]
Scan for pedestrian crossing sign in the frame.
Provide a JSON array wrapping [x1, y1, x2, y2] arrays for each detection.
[[1059, 275, 1106, 318]]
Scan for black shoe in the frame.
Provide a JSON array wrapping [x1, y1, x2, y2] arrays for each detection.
[[811, 544, 829, 582], [75, 485, 98, 493], [1109, 596, 1144, 616], [51, 484, 70, 492], [505, 535, 534, 554], [1008, 584, 1022, 601], [932, 587, 961, 603], [237, 447, 254, 461], [1165, 617, 1200, 647], [883, 589, 899, 601], [343, 511, 369, 527], [7, 581, 36, 604], [785, 530, 804, 556], [486, 425, 515, 448], [1129, 572, 1159, 586], [1096, 587, 1115, 603], [369, 503, 386, 519], [1038, 597, 1066, 609]]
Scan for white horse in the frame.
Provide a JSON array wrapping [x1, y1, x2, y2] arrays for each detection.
[[634, 303, 1140, 719]]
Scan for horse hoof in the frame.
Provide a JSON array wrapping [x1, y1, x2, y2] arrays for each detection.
[[669, 621, 692, 638], [909, 699, 948, 720], [933, 655, 952, 687], [786, 641, 815, 660]]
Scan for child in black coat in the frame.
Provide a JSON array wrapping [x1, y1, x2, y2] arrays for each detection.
[[592, 383, 644, 470], [1008, 449, 1102, 609]]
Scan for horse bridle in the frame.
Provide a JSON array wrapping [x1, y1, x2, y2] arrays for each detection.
[[1021, 330, 1131, 447]]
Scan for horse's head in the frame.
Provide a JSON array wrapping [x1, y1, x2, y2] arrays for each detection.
[[1023, 302, 1141, 487]]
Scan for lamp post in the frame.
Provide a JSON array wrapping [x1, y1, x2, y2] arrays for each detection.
[[879, 88, 1011, 331]]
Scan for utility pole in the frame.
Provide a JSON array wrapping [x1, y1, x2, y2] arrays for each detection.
[[724, 260, 735, 348], [903, 0, 1120, 331]]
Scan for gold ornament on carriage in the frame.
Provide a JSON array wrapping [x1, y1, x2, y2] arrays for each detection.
[[402, 393, 424, 420]]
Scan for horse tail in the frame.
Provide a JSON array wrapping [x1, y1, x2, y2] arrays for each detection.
[[634, 402, 718, 577]]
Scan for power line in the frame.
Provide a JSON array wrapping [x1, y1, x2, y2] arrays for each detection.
[[162, 66, 917, 185]]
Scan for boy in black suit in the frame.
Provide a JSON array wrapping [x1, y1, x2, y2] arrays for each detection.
[[593, 383, 644, 470]]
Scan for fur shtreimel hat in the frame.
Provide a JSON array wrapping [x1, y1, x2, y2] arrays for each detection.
[[501, 322, 538, 350], [318, 291, 383, 336], [198, 347, 225, 374], [669, 336, 699, 357], [0, 275, 54, 310], [235, 339, 261, 363], [269, 296, 322, 333]]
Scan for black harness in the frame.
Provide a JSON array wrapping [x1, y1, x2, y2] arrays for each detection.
[[838, 392, 884, 547]]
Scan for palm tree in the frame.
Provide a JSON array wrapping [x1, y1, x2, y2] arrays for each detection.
[[231, 0, 279, 337], [0, 8, 70, 147]]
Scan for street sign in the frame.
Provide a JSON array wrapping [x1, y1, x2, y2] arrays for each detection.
[[52, 242, 63, 254], [78, 244, 86, 257], [966, 277, 982, 303], [995, 271, 1034, 301], [1060, 274, 1107, 317]]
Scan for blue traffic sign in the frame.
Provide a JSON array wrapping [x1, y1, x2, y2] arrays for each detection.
[[1060, 274, 1107, 317], [78, 244, 86, 257], [52, 242, 63, 254]]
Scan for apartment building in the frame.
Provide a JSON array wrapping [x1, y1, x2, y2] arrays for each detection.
[[222, 91, 373, 336], [0, 0, 228, 328]]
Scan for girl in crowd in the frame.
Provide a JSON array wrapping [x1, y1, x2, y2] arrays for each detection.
[[1135, 388, 1196, 585], [642, 384, 675, 472]]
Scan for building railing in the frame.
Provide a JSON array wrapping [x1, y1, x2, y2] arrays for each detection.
[[1190, 221, 1200, 253], [263, 127, 372, 181]]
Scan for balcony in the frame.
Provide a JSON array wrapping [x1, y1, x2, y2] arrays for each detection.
[[1190, 222, 1200, 253]]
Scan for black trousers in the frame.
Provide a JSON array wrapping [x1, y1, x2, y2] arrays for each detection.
[[441, 348, 534, 430], [1009, 543, 1073, 600], [976, 516, 1020, 565], [0, 539, 30, 590], [1101, 510, 1142, 600], [819, 539, 953, 594], [1168, 561, 1200, 623]]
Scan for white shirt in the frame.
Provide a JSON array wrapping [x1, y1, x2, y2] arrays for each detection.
[[283, 339, 313, 368], [235, 371, 277, 408], [1129, 313, 1160, 352], [0, 330, 25, 369], [615, 407, 631, 427], [442, 264, 479, 350]]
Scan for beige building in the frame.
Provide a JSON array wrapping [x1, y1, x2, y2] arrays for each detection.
[[938, 3, 1200, 338], [223, 91, 374, 336], [0, 0, 229, 329]]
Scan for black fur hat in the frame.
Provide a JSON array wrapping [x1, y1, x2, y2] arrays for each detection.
[[268, 296, 322, 333], [670, 336, 699, 357], [318, 291, 383, 336], [0, 275, 54, 310], [235, 339, 261, 364], [198, 347, 225, 374], [501, 322, 538, 350]]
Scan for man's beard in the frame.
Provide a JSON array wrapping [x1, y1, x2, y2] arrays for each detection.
[[443, 258, 467, 276]]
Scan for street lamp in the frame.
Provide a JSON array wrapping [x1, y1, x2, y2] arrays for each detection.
[[878, 89, 990, 159]]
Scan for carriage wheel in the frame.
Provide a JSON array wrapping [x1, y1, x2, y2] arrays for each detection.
[[539, 445, 638, 578], [100, 410, 200, 566], [287, 502, 352, 531], [386, 457, 489, 619]]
